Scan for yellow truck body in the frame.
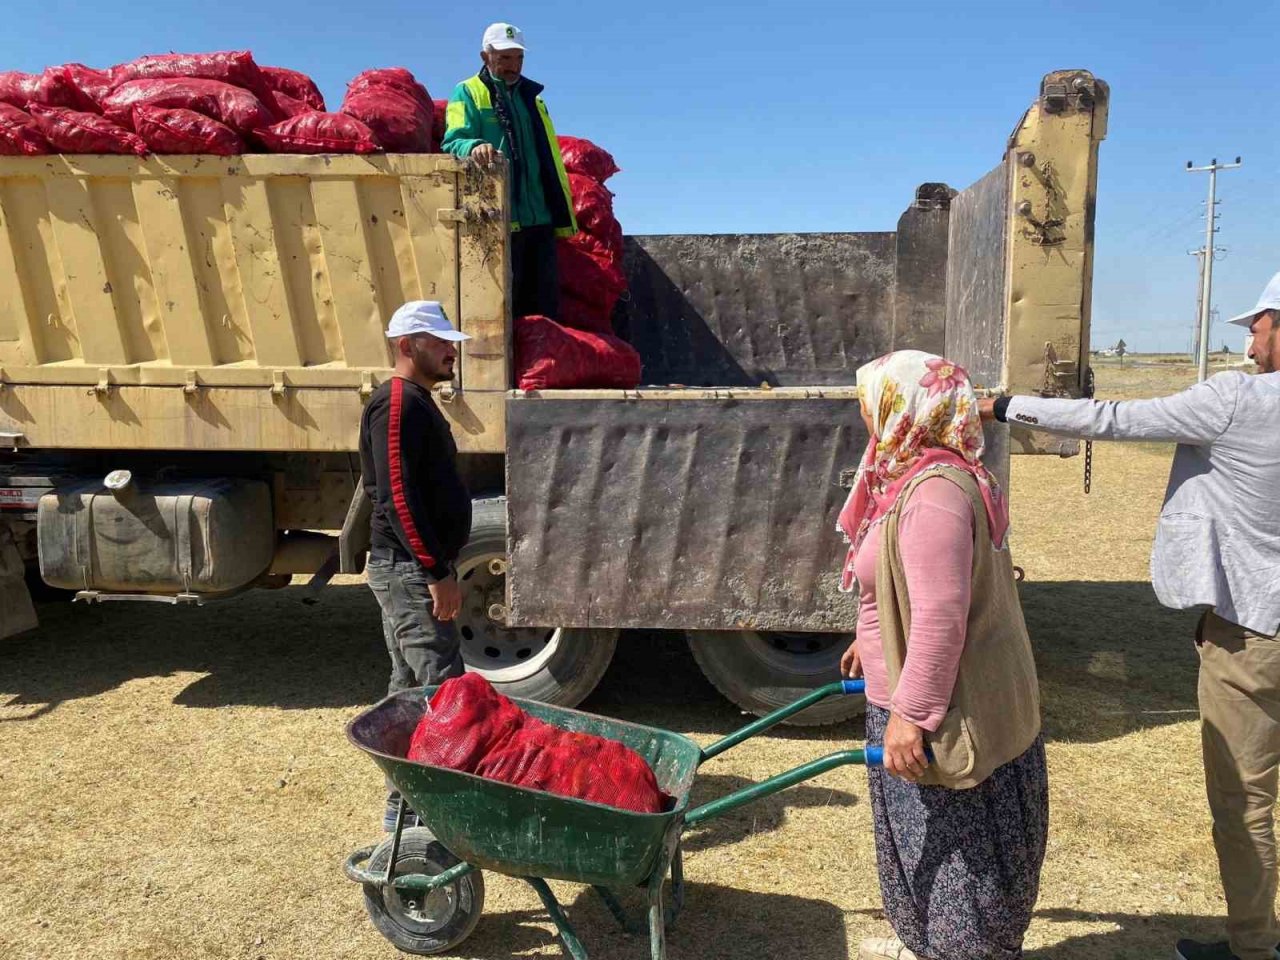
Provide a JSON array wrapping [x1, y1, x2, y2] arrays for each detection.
[[0, 70, 1108, 725], [0, 153, 508, 453]]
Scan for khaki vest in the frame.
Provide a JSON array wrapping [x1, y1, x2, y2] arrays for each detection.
[[875, 467, 1041, 789]]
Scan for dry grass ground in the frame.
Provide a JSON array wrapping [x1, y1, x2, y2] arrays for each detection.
[[0, 358, 1246, 959]]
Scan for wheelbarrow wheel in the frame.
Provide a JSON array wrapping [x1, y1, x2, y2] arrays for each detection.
[[362, 827, 485, 955]]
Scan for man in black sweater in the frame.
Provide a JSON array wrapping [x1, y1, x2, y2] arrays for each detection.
[[359, 300, 473, 828]]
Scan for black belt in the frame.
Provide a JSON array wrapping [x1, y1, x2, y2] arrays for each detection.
[[369, 545, 415, 563]]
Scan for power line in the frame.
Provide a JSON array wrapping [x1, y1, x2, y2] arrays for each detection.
[[1186, 156, 1242, 381]]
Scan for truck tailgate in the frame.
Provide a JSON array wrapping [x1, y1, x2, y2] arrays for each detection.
[[505, 388, 1009, 631]]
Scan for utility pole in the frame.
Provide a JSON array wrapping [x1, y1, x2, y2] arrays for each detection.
[[1188, 246, 1226, 361], [1189, 248, 1206, 359], [1187, 156, 1242, 381]]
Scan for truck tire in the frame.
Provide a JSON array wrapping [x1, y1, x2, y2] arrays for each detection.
[[456, 497, 617, 708], [686, 630, 864, 726]]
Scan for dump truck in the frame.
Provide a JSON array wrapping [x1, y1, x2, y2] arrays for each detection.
[[0, 69, 1107, 725]]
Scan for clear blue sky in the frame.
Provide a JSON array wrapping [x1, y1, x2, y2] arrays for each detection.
[[4, 0, 1275, 352]]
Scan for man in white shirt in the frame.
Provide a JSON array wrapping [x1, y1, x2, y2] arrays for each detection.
[[981, 272, 1280, 960]]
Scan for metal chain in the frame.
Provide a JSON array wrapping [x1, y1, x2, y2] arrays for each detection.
[[1083, 366, 1096, 495]]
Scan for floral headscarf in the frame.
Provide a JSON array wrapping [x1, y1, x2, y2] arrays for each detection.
[[837, 350, 1010, 593]]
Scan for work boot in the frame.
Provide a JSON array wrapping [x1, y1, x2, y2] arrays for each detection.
[[1173, 940, 1280, 960], [859, 937, 920, 960]]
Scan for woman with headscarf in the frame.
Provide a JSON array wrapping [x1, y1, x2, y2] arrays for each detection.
[[839, 350, 1047, 960]]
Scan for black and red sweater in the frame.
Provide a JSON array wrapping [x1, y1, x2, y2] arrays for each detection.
[[359, 377, 472, 581]]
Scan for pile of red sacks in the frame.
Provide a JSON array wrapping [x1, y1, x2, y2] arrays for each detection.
[[0, 51, 444, 157], [407, 673, 672, 815], [514, 136, 642, 391]]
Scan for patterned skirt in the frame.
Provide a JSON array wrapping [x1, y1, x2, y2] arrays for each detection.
[[864, 705, 1049, 960]]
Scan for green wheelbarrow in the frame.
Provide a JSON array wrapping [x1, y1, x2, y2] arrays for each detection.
[[344, 679, 878, 959]]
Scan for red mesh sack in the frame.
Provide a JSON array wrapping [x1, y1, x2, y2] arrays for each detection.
[[432, 99, 447, 151], [407, 673, 525, 772], [260, 66, 325, 112], [265, 89, 311, 120], [104, 79, 273, 135], [0, 73, 37, 109], [28, 104, 148, 156], [476, 717, 670, 814], [0, 69, 80, 110], [254, 112, 381, 154], [558, 136, 620, 182], [593, 217, 625, 264], [340, 86, 432, 153], [558, 289, 615, 336], [346, 68, 433, 114], [515, 315, 641, 391], [109, 51, 271, 101], [0, 103, 50, 156], [568, 173, 617, 239], [558, 234, 627, 310], [59, 64, 113, 113], [132, 105, 243, 156]]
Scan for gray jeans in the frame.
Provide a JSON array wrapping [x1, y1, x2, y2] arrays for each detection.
[[366, 558, 465, 696]]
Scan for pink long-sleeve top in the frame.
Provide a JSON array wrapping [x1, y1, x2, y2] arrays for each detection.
[[853, 475, 975, 732]]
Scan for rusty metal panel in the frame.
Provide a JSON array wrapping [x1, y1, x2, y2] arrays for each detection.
[[506, 393, 864, 631], [944, 162, 1009, 390], [618, 233, 896, 388], [891, 184, 954, 356], [506, 391, 1011, 631], [0, 154, 509, 454]]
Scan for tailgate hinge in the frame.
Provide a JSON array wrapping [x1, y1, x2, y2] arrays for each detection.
[[1040, 342, 1080, 397]]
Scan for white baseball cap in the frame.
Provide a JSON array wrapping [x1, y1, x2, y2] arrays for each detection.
[[483, 22, 525, 51], [1227, 270, 1280, 327], [386, 301, 470, 341]]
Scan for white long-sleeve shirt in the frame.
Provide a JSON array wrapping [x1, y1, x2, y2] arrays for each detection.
[[1004, 370, 1280, 635]]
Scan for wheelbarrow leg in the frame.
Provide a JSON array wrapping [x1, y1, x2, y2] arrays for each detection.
[[647, 864, 667, 960], [669, 844, 685, 921], [646, 834, 681, 960], [525, 877, 589, 960]]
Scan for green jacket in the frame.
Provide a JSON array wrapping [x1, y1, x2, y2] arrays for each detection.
[[442, 70, 577, 237]]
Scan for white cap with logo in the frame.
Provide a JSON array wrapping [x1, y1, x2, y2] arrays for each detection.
[[483, 22, 525, 51], [1227, 270, 1280, 327], [386, 300, 471, 341]]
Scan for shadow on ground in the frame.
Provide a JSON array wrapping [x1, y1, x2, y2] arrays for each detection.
[[0, 580, 1203, 746], [680, 774, 857, 853], [1027, 908, 1224, 960], [452, 879, 850, 960]]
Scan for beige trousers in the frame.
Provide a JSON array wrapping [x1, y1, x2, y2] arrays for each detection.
[[1199, 610, 1280, 960]]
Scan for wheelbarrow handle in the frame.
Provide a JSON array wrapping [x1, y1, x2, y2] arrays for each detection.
[[699, 680, 865, 763], [684, 747, 878, 827], [683, 744, 936, 828]]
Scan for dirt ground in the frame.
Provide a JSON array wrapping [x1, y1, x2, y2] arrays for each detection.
[[0, 360, 1247, 959]]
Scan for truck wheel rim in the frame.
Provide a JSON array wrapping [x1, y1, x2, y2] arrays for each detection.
[[741, 631, 847, 677], [456, 552, 560, 683]]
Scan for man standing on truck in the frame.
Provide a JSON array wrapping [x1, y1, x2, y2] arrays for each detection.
[[981, 271, 1280, 960], [360, 300, 473, 830], [441, 22, 577, 320]]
